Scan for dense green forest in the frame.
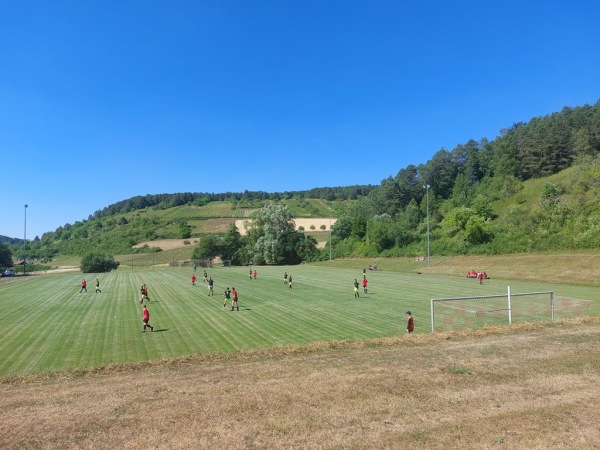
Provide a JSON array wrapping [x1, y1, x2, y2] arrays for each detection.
[[6, 100, 600, 265]]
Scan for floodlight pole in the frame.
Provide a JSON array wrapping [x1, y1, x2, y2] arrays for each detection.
[[425, 185, 430, 267], [329, 206, 332, 261], [23, 204, 28, 276]]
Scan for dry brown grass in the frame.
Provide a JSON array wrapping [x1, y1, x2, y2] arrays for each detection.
[[328, 252, 600, 285], [2, 318, 599, 449], [234, 218, 337, 236], [133, 239, 198, 251], [424, 253, 600, 285]]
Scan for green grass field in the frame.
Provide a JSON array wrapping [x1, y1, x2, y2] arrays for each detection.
[[1, 265, 598, 377]]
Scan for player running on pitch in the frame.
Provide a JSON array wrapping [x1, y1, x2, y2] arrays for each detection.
[[142, 304, 154, 332], [208, 277, 214, 296], [140, 284, 149, 303]]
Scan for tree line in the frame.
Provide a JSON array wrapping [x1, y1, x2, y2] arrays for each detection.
[[90, 185, 376, 219]]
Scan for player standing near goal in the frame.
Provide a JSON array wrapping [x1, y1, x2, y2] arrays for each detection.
[[406, 311, 414, 334], [191, 273, 196, 286]]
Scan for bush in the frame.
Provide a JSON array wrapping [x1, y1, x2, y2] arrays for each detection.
[[0, 243, 12, 269], [80, 253, 120, 273]]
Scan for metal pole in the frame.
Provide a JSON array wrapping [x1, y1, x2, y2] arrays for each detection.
[[425, 185, 430, 267], [507, 286, 512, 325], [23, 204, 28, 276], [431, 298, 435, 333], [329, 206, 332, 261]]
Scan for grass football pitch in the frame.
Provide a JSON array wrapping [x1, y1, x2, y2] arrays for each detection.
[[0, 265, 597, 376]]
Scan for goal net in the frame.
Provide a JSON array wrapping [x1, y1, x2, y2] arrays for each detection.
[[430, 288, 593, 332], [431, 288, 556, 332]]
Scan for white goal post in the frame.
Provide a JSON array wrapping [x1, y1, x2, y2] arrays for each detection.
[[430, 287, 555, 332]]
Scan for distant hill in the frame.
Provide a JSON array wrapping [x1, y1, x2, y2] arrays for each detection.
[[7, 198, 352, 261], [0, 235, 23, 245]]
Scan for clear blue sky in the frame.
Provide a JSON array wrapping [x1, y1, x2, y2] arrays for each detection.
[[1, 0, 598, 239]]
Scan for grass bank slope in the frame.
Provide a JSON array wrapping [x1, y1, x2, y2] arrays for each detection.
[[320, 251, 600, 285], [1, 319, 599, 449]]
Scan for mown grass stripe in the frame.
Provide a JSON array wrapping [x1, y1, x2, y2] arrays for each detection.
[[0, 265, 597, 376]]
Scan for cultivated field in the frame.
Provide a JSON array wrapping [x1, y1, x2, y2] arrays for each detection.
[[0, 262, 599, 448], [234, 218, 337, 235]]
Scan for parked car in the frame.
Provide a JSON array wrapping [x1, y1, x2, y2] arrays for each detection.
[[4, 268, 16, 277]]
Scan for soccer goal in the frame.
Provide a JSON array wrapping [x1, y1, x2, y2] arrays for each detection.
[[430, 287, 555, 332]]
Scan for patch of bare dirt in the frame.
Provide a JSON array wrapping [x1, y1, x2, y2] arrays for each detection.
[[133, 239, 198, 251], [203, 218, 236, 233], [235, 218, 337, 236], [44, 266, 80, 274]]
